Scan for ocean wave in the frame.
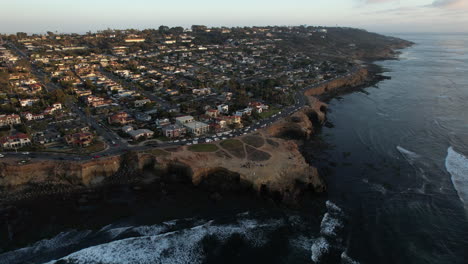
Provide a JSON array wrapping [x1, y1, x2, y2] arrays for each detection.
[[310, 237, 330, 263], [41, 218, 283, 264], [0, 230, 93, 264], [341, 251, 360, 264], [396, 145, 420, 164], [445, 147, 468, 208], [325, 200, 343, 214], [320, 213, 343, 237], [310, 201, 351, 263]]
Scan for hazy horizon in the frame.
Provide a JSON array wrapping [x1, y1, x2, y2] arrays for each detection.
[[1, 0, 466, 35]]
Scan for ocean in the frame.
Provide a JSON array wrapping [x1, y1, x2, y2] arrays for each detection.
[[1, 33, 468, 264], [303, 33, 468, 263]]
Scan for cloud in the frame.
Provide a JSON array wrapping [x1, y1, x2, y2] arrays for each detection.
[[432, 0, 468, 9]]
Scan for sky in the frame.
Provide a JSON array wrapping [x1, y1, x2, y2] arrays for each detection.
[[0, 0, 466, 34]]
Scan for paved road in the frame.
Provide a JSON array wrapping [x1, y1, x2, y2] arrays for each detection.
[[98, 69, 172, 109]]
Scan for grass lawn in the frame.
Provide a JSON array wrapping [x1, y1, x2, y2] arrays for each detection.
[[258, 107, 280, 119], [241, 135, 265, 148], [219, 139, 245, 158], [83, 140, 106, 154], [145, 148, 170, 157], [188, 144, 219, 152]]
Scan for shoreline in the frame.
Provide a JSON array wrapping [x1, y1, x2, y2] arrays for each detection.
[[0, 42, 413, 252], [0, 52, 409, 205]]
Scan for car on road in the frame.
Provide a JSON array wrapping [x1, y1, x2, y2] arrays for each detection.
[[0, 154, 4, 158], [92, 155, 101, 159], [22, 152, 30, 155]]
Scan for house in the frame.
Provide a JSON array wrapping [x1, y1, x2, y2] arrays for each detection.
[[21, 112, 45, 121], [125, 38, 146, 43], [217, 104, 229, 114], [249, 102, 269, 113], [134, 112, 151, 122], [184, 121, 210, 136], [155, 118, 171, 128], [235, 108, 253, 117], [122, 125, 134, 133], [175, 115, 195, 126], [205, 109, 219, 118], [0, 114, 21, 127], [0, 133, 31, 149], [108, 112, 134, 125], [65, 132, 94, 147], [219, 115, 241, 125], [192, 88, 211, 96], [83, 95, 112, 107], [52, 103, 63, 110], [19, 98, 39, 107], [161, 124, 186, 138], [128, 129, 154, 140], [33, 131, 61, 145], [134, 99, 151, 108]]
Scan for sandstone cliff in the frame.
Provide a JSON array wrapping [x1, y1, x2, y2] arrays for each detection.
[[0, 66, 376, 204]]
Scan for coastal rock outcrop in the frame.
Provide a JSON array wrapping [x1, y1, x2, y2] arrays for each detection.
[[0, 66, 378, 205]]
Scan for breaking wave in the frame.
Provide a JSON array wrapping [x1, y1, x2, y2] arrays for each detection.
[[310, 201, 353, 263], [445, 147, 468, 208], [396, 145, 420, 165], [41, 218, 283, 264]]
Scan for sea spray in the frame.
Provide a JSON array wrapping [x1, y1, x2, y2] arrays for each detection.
[[445, 147, 468, 208], [310, 201, 349, 263]]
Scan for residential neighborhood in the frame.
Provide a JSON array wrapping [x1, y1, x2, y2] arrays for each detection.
[[0, 25, 355, 155]]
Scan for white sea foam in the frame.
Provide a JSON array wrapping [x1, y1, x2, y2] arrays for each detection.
[[445, 147, 468, 207], [42, 218, 282, 264], [0, 230, 92, 264], [325, 200, 342, 214], [320, 213, 343, 237], [341, 251, 360, 264], [310, 237, 330, 263], [396, 145, 420, 164], [289, 235, 313, 251]]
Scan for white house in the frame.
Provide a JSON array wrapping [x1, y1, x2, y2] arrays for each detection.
[[217, 104, 229, 114], [235, 108, 253, 117], [175, 116, 195, 126], [128, 129, 154, 140]]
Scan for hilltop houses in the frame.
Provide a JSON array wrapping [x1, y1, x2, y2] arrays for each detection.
[[0, 133, 31, 149], [0, 114, 21, 127]]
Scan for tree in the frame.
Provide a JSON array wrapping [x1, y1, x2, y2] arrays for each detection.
[[16, 32, 27, 39], [85, 106, 91, 119], [159, 25, 170, 33], [51, 89, 67, 104]]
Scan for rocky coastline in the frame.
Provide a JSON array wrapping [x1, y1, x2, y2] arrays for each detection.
[[0, 40, 413, 252], [0, 54, 407, 206]]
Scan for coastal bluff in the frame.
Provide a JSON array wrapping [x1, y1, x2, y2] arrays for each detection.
[[0, 66, 374, 204]]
